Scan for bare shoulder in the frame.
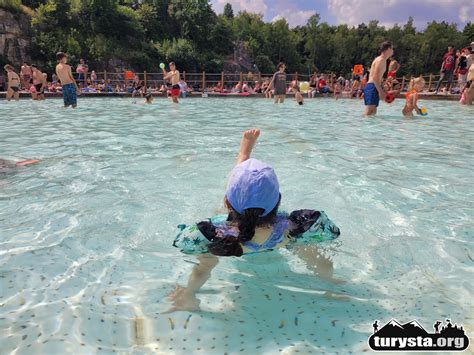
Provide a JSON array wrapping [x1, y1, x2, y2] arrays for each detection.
[[374, 56, 385, 65]]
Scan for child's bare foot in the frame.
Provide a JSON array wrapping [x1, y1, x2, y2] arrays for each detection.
[[237, 129, 260, 164]]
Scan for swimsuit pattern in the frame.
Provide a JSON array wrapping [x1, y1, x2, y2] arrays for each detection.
[[62, 83, 77, 106], [173, 210, 340, 255]]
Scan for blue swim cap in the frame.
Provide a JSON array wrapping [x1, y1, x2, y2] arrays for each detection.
[[226, 158, 280, 217]]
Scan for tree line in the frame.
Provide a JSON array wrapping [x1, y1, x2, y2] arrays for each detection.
[[2, 0, 473, 77]]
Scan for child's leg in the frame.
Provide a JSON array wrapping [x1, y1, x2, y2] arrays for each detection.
[[236, 128, 260, 165], [16, 159, 40, 166]]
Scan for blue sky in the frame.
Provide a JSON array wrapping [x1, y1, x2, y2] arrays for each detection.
[[211, 0, 473, 30]]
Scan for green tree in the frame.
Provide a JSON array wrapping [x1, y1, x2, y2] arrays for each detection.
[[223, 2, 233, 19]]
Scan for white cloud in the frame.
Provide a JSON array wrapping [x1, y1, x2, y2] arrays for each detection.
[[458, 6, 472, 22], [271, 10, 315, 27], [328, 0, 474, 28], [212, 0, 268, 15]]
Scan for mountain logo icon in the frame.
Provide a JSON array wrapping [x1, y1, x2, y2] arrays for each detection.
[[369, 318, 469, 351]]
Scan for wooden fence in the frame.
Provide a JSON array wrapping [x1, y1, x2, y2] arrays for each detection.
[[72, 71, 447, 92]]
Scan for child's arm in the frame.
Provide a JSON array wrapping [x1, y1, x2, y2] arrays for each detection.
[[165, 254, 219, 313], [413, 95, 422, 115], [266, 75, 275, 92], [236, 129, 260, 165]]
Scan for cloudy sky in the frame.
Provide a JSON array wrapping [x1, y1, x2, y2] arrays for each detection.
[[211, 0, 473, 29]]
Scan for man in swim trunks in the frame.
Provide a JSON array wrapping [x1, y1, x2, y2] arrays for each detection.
[[55, 52, 80, 108], [363, 41, 394, 116], [266, 62, 287, 103], [162, 61, 180, 103], [4, 64, 20, 101], [31, 64, 46, 100], [20, 62, 32, 90]]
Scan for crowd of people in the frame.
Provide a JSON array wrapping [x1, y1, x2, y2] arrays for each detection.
[[2, 40, 473, 110]]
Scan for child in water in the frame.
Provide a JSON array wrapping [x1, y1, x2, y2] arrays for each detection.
[[1, 158, 39, 173], [295, 87, 304, 105], [459, 81, 472, 105], [403, 76, 425, 116], [168, 129, 340, 312], [145, 93, 153, 104]]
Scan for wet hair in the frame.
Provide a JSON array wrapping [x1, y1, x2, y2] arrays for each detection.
[[4, 64, 14, 71], [169, 61, 175, 66], [277, 62, 285, 70], [379, 41, 393, 54], [56, 52, 67, 61], [31, 64, 38, 69], [207, 194, 281, 257], [408, 76, 425, 91], [298, 101, 303, 105], [145, 93, 152, 100]]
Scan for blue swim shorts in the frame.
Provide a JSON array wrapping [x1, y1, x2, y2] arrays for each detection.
[[363, 82, 379, 107], [62, 83, 77, 107]]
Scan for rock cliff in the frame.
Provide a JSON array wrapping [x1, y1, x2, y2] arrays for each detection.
[[0, 8, 32, 65]]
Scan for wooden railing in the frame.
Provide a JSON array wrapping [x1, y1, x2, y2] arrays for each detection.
[[70, 71, 447, 93]]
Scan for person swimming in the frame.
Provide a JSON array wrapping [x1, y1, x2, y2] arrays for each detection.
[[0, 158, 39, 173], [167, 129, 340, 312], [145, 93, 153, 104]]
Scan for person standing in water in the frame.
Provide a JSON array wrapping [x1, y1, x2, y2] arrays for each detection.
[[162, 61, 180, 103], [55, 52, 80, 108], [31, 65, 46, 100], [4, 64, 21, 101], [363, 41, 394, 116], [266, 62, 287, 103], [20, 62, 32, 90]]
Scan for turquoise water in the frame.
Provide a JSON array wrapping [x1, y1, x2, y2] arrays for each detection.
[[0, 97, 473, 354]]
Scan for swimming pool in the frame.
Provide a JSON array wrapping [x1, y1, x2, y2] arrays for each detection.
[[1, 97, 473, 354]]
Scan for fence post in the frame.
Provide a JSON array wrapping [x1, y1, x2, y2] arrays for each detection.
[[428, 73, 433, 91], [202, 71, 205, 91], [183, 71, 186, 81], [221, 71, 224, 91], [240, 72, 243, 83], [295, 72, 298, 81], [258, 72, 261, 84], [144, 71, 147, 91], [104, 70, 107, 83], [401, 76, 406, 91]]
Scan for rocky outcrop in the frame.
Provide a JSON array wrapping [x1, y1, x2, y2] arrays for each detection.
[[223, 41, 258, 73], [0, 8, 32, 66]]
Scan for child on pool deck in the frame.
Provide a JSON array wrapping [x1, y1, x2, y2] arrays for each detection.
[[167, 129, 341, 312], [403, 76, 425, 116]]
